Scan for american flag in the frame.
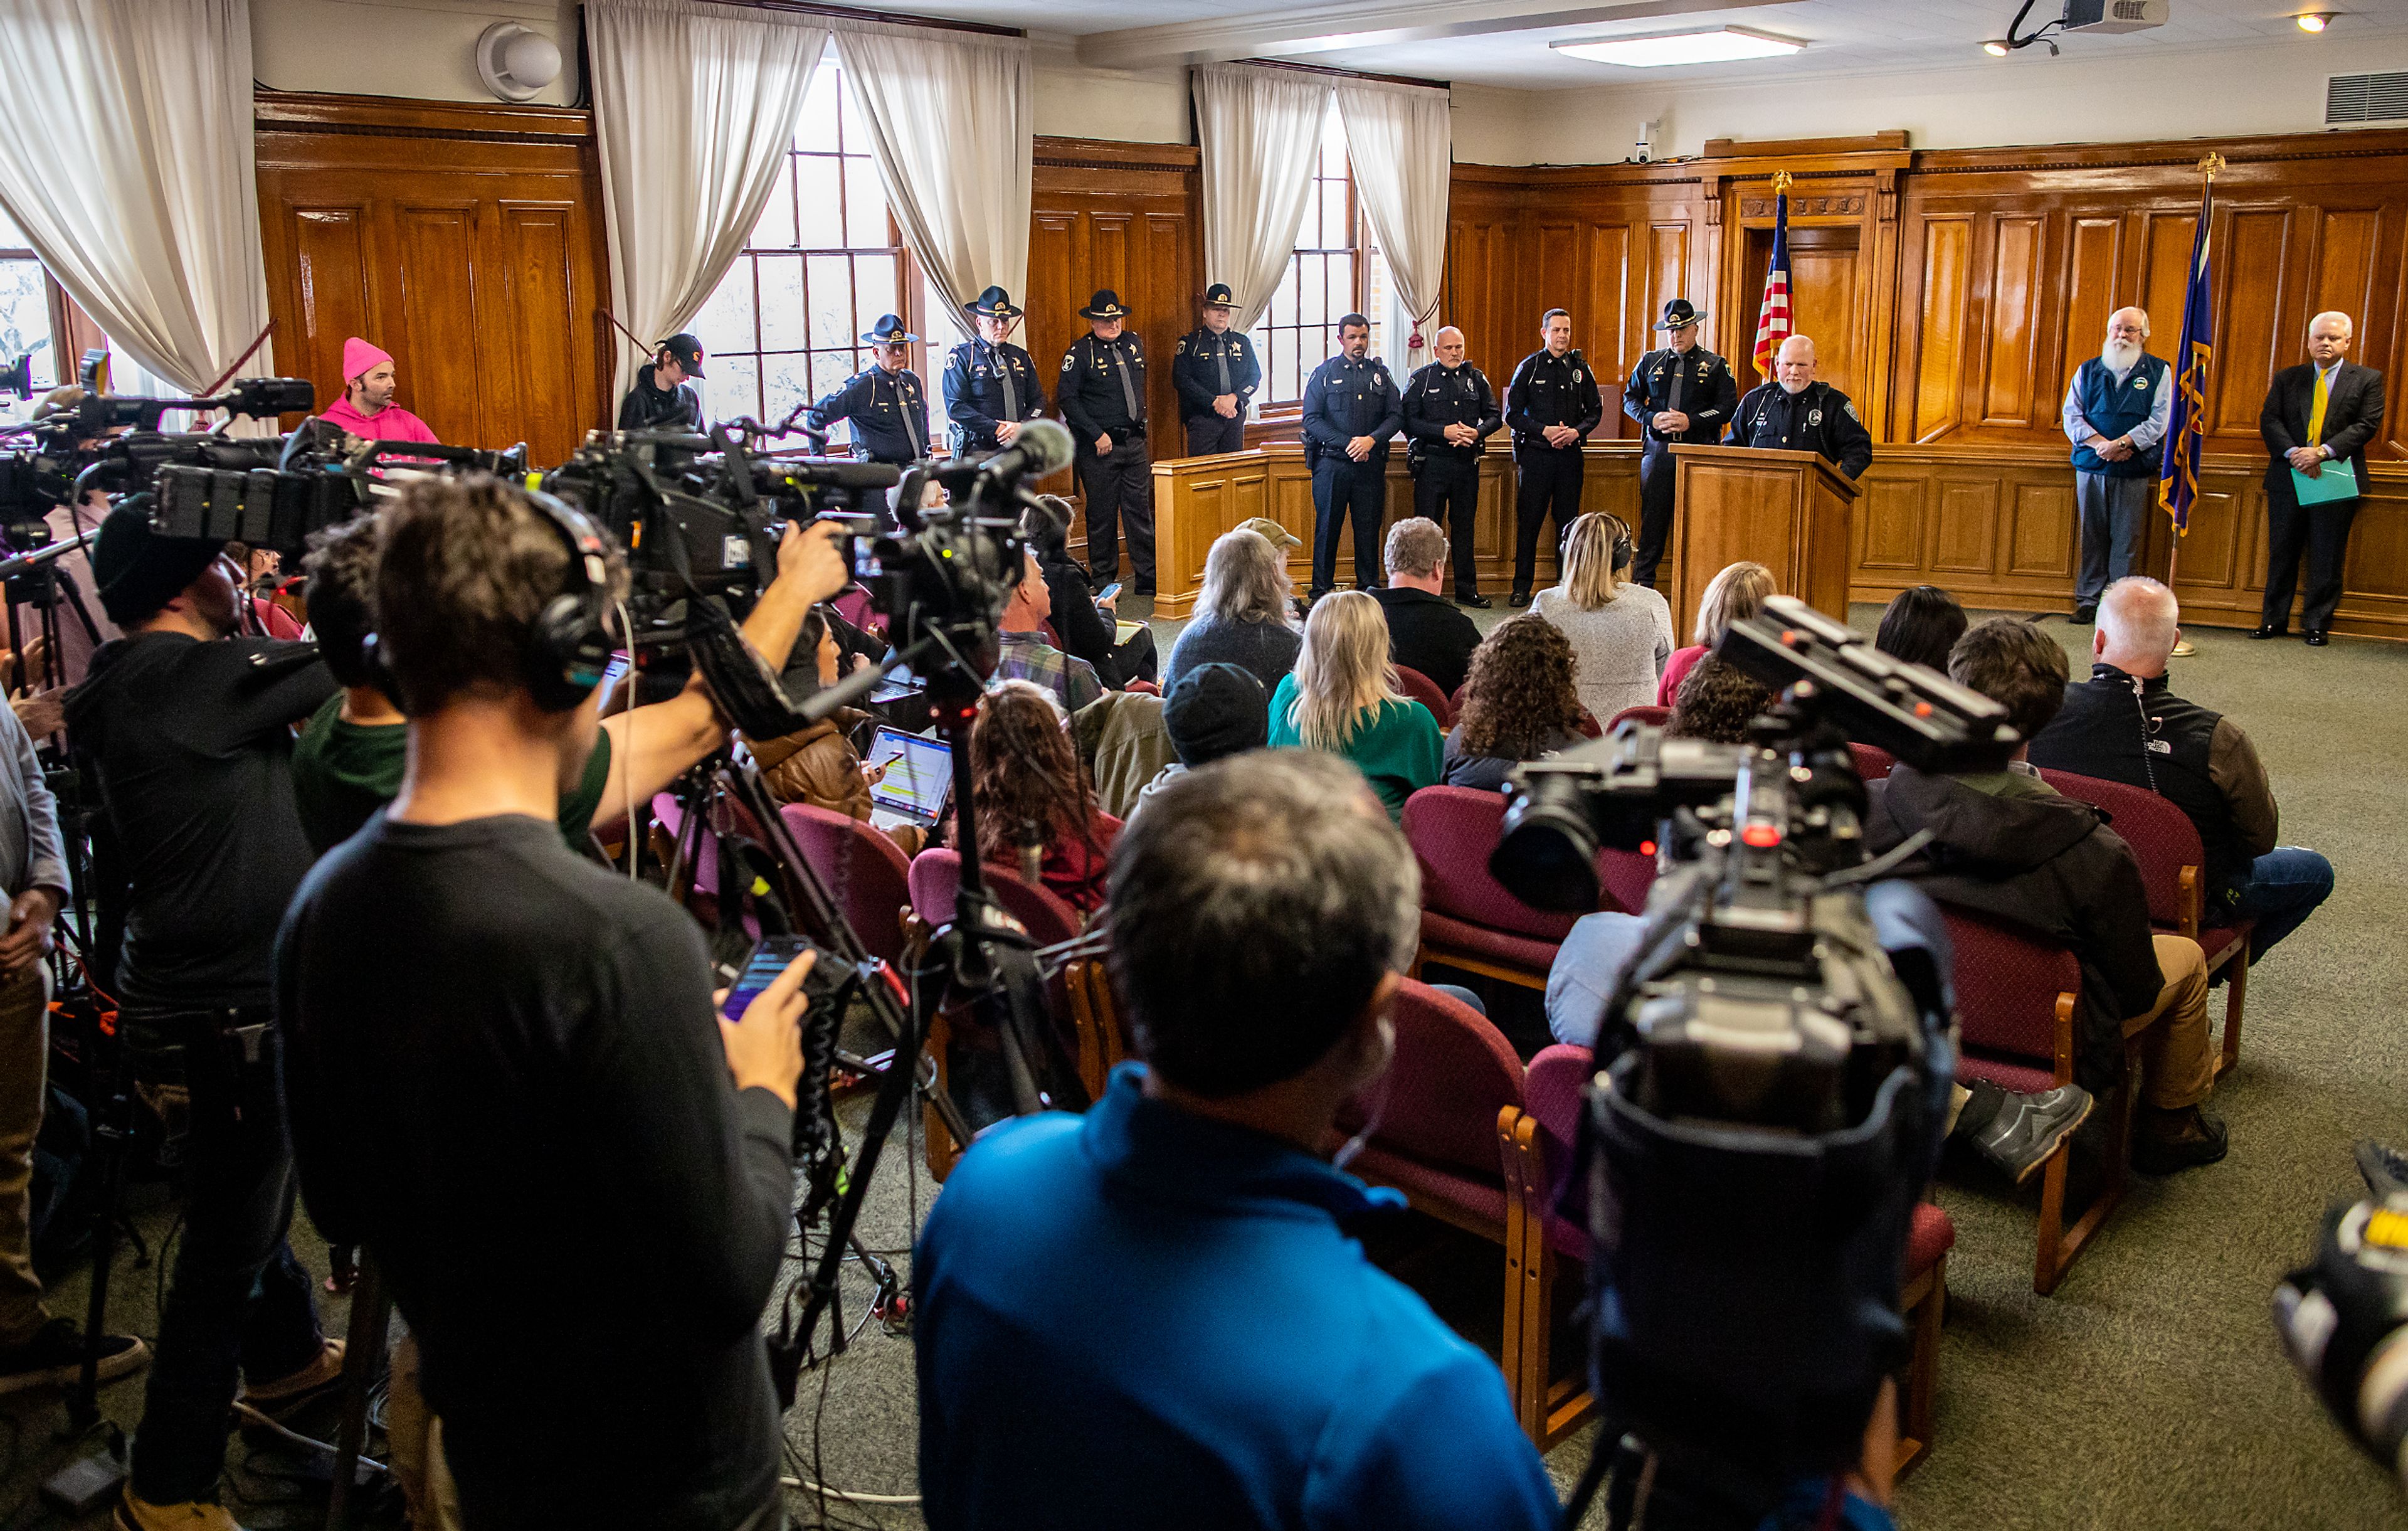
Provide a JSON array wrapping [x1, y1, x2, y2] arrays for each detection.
[[1753, 191, 1792, 381]]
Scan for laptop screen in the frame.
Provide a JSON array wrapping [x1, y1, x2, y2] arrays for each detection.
[[865, 728, 953, 827]]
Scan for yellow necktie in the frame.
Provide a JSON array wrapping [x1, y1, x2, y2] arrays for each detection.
[[2308, 368, 2329, 444]]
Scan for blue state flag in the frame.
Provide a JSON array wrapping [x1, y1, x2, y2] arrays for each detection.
[[2159, 179, 2215, 536]]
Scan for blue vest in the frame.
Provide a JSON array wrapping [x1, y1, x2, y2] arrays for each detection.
[[2071, 354, 2168, 479]]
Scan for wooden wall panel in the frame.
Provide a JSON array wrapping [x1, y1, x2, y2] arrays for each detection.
[[2314, 208, 2380, 334], [1913, 218, 1970, 442], [2214, 208, 2293, 435], [2058, 215, 2121, 407], [1979, 216, 2044, 426]]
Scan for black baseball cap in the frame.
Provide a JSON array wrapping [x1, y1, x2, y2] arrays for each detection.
[[93, 499, 226, 626], [657, 333, 706, 377]]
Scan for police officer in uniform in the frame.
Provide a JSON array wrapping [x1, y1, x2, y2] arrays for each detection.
[[618, 332, 706, 431], [1504, 308, 1603, 605], [1401, 325, 1501, 606], [1058, 289, 1154, 590], [1173, 282, 1261, 457], [1622, 299, 1738, 589], [1729, 334, 1873, 480], [807, 313, 931, 469], [1301, 313, 1402, 600], [943, 286, 1047, 458]]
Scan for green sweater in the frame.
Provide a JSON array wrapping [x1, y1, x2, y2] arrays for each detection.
[[1265, 674, 1443, 820], [292, 692, 613, 857]]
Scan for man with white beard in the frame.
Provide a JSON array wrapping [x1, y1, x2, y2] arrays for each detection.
[[2061, 307, 2171, 623]]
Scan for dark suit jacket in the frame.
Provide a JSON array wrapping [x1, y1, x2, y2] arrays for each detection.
[[2261, 360, 2385, 504], [1368, 586, 1480, 699]]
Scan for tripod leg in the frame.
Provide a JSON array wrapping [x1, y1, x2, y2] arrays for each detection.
[[324, 1259, 393, 1531], [64, 1024, 133, 1433]]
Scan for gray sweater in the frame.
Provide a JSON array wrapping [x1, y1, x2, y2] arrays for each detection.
[[1532, 583, 1674, 726], [1161, 614, 1303, 697]]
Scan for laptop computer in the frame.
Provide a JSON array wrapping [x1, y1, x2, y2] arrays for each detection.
[[864, 726, 954, 834]]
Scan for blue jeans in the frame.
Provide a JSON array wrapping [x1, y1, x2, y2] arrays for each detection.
[[2223, 846, 2335, 962], [1429, 983, 1486, 1016]]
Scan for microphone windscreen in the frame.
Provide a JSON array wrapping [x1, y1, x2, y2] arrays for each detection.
[[1011, 417, 1075, 476]]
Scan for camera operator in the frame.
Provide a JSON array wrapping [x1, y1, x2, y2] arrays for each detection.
[[914, 750, 1560, 1531], [275, 474, 816, 1531], [63, 502, 343, 1529], [289, 508, 844, 856]]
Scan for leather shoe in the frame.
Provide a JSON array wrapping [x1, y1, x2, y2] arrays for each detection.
[[1455, 591, 1492, 609], [1507, 588, 1533, 608], [2248, 625, 2287, 640], [2071, 604, 2096, 624], [2306, 629, 2330, 647]]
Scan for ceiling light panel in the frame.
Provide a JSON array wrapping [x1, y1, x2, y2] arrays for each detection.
[[1550, 26, 1806, 68]]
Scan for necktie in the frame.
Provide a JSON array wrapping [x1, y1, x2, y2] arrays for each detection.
[[1667, 356, 1686, 418], [2308, 367, 2330, 445], [1212, 336, 1230, 395], [993, 344, 1019, 422], [1111, 341, 1141, 425]]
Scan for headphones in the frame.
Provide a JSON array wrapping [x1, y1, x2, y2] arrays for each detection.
[[1602, 514, 1634, 572], [362, 485, 618, 715]]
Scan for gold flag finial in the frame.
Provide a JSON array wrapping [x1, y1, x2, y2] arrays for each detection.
[[2198, 152, 2226, 181], [1770, 169, 1794, 194]]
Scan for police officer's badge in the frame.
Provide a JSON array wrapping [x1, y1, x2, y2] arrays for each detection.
[[1808, 409, 1823, 426]]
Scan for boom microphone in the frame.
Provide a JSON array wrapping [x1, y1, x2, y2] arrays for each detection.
[[975, 418, 1074, 483]]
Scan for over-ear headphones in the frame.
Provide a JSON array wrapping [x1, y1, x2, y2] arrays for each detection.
[[1603, 513, 1634, 572]]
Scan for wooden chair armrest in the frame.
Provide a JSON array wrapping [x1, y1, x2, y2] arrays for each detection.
[[2051, 990, 2078, 1088], [2178, 865, 2202, 940]]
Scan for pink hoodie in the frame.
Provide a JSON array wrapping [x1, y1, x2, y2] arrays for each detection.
[[320, 393, 440, 445]]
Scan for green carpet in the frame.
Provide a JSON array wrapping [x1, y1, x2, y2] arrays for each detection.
[[5, 601, 2402, 1529]]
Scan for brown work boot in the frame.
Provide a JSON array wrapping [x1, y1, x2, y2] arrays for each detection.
[[115, 1489, 246, 1530], [2133, 1103, 2229, 1175], [236, 1337, 346, 1421]]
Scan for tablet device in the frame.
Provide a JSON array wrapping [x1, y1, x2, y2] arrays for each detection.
[[864, 727, 953, 833]]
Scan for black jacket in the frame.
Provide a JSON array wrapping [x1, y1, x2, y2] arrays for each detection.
[[1301, 354, 1403, 468], [1058, 333, 1148, 443], [1369, 586, 1480, 699], [1622, 346, 1739, 450], [1731, 379, 1873, 479], [1172, 327, 1262, 417], [1865, 765, 2161, 1091], [618, 372, 703, 432], [942, 339, 1047, 455], [1402, 361, 1501, 467], [1504, 349, 1603, 453], [2261, 360, 2384, 503]]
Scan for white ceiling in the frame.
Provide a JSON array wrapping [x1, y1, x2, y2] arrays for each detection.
[[901, 0, 2408, 90]]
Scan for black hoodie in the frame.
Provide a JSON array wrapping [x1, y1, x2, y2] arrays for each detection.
[[1865, 763, 2163, 1091]]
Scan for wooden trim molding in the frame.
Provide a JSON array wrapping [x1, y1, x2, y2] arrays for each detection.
[[1706, 131, 1909, 158], [253, 89, 592, 144], [1032, 136, 1200, 173]]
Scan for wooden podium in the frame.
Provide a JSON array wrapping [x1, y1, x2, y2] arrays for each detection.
[[1664, 443, 1859, 638]]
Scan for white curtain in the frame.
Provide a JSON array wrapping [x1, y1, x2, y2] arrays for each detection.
[[832, 21, 1032, 339], [0, 0, 273, 398], [1336, 79, 1451, 376], [1193, 63, 1330, 334], [589, 0, 825, 401]]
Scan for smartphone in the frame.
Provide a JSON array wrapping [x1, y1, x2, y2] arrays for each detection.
[[1097, 582, 1124, 601], [723, 935, 814, 1021]]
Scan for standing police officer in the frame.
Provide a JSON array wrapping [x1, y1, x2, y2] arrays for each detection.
[[943, 286, 1047, 458], [1730, 334, 1873, 479], [1058, 289, 1154, 591], [807, 313, 931, 468], [1402, 326, 1501, 607], [1504, 308, 1603, 605], [1622, 299, 1738, 589], [1174, 283, 1261, 457], [1301, 314, 1402, 600]]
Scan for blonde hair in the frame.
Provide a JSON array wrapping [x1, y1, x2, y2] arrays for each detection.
[[1198, 528, 1296, 628], [1560, 512, 1632, 610], [1692, 560, 1776, 647], [1286, 590, 1401, 752]]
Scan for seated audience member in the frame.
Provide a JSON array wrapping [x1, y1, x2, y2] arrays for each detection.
[[1873, 584, 1968, 672], [1128, 660, 1266, 822], [953, 679, 1117, 914], [1027, 496, 1157, 688], [993, 550, 1104, 715], [1267, 591, 1442, 820], [277, 474, 811, 1531], [751, 607, 927, 854], [2028, 576, 2331, 962], [1161, 527, 1301, 695], [1868, 617, 2227, 1173], [1069, 688, 1175, 819], [1368, 517, 1481, 697], [289, 510, 841, 856], [1443, 616, 1586, 792], [1665, 655, 1773, 744], [1533, 512, 1672, 724], [914, 750, 1560, 1531], [1656, 559, 1774, 707]]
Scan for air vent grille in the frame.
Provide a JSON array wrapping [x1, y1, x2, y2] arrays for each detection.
[[2328, 72, 2408, 125]]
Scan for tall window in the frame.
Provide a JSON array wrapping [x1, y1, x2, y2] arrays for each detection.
[[690, 55, 909, 444], [0, 206, 56, 424], [1250, 102, 1383, 407]]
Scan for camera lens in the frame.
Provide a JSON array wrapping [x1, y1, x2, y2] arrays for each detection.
[[1493, 773, 1602, 912]]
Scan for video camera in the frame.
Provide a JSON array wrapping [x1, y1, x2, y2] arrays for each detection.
[[0, 376, 319, 538], [2277, 1142, 2408, 1495], [1499, 599, 2014, 1524], [151, 421, 530, 556]]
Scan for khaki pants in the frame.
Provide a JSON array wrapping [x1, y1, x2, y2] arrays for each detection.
[[2126, 933, 2214, 1110], [386, 1329, 462, 1531], [0, 963, 51, 1345]]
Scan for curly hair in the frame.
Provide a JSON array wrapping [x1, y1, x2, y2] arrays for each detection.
[[1455, 615, 1585, 760], [1666, 655, 1772, 744], [968, 679, 1106, 872]]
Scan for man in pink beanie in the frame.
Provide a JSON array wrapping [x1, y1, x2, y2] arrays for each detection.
[[320, 337, 439, 445]]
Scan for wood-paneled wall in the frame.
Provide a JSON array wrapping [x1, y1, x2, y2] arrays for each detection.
[[253, 92, 613, 467], [1439, 127, 2408, 636]]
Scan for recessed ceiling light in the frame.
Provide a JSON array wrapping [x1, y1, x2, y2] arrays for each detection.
[[1550, 26, 1807, 68], [1981, 38, 2012, 55], [2296, 12, 2335, 31]]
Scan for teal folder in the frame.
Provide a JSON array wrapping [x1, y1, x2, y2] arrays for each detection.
[[2292, 459, 2359, 505]]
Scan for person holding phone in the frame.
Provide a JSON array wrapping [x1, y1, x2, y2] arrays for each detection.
[[1023, 495, 1156, 688], [275, 475, 814, 1531]]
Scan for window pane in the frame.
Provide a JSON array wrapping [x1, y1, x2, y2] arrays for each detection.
[[837, 68, 867, 154], [1328, 253, 1354, 324], [806, 253, 853, 351], [758, 255, 808, 351], [1321, 111, 1348, 177], [750, 169, 796, 250], [1278, 331, 1301, 401], [0, 258, 54, 394], [797, 70, 840, 153], [855, 253, 898, 334], [810, 350, 853, 404], [709, 354, 761, 425], [1322, 182, 1348, 249], [0, 204, 25, 248], [1270, 260, 1297, 327], [922, 276, 966, 349], [764, 353, 815, 428], [796, 156, 842, 246], [843, 158, 889, 250], [693, 257, 759, 356], [1299, 255, 1326, 326]]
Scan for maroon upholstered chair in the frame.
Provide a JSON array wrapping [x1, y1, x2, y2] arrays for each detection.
[[1403, 787, 1580, 989], [830, 583, 885, 640], [1944, 908, 2131, 1295], [1896, 1202, 1955, 1476], [1610, 704, 1672, 731], [2038, 768, 2251, 1076], [1849, 741, 1897, 781], [1394, 664, 1452, 729], [650, 792, 766, 936], [779, 803, 912, 970]]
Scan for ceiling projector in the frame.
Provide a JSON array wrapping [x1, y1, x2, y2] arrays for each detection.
[[2061, 0, 2169, 33]]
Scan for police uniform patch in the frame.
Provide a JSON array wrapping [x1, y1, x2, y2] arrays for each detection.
[[1808, 409, 1822, 426], [1061, 353, 1074, 372], [2134, 376, 2149, 389], [1844, 401, 1860, 420]]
